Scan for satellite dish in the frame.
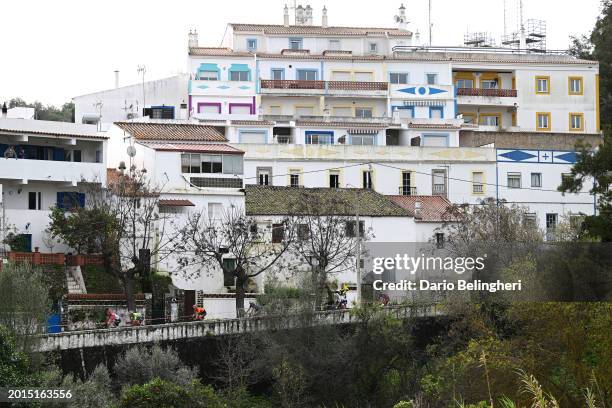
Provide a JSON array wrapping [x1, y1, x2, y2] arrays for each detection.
[[127, 145, 137, 157]]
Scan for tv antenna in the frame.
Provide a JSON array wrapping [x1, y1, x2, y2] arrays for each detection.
[[137, 65, 147, 112]]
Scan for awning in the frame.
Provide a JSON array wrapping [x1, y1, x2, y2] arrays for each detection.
[[399, 100, 446, 107], [347, 128, 383, 134], [158, 199, 195, 207]]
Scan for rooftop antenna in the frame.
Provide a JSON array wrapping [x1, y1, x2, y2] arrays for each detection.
[[137, 65, 147, 114], [428, 0, 433, 45]]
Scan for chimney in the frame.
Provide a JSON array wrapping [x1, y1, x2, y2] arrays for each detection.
[[1, 103, 7, 118], [414, 200, 422, 220], [305, 5, 313, 25], [296, 5, 304, 25], [396, 3, 407, 31], [321, 6, 328, 28], [114, 70, 120, 88], [283, 4, 290, 27], [188, 29, 199, 48]]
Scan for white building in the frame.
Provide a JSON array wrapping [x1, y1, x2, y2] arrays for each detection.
[[73, 75, 189, 128], [0, 118, 108, 252]]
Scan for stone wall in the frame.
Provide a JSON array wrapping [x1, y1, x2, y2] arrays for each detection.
[[460, 130, 603, 150]]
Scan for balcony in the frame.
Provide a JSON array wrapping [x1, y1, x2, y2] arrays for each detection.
[[0, 158, 106, 185], [432, 185, 447, 196], [399, 186, 418, 196], [260, 114, 396, 125], [456, 87, 518, 106], [260, 80, 388, 97]]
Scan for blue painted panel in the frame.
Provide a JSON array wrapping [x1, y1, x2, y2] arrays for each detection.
[[499, 150, 538, 162], [555, 152, 578, 163], [47, 313, 61, 333]]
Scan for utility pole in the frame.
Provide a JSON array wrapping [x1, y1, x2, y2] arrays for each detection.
[[355, 191, 362, 305]]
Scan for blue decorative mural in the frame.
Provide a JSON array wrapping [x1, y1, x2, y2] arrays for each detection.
[[397, 86, 448, 96], [497, 149, 578, 164]]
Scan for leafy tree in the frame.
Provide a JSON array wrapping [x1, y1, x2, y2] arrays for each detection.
[[114, 344, 198, 387], [569, 0, 612, 127], [0, 262, 50, 347], [0, 326, 33, 388], [7, 97, 74, 122], [559, 132, 612, 241], [48, 168, 178, 310], [118, 378, 225, 408]]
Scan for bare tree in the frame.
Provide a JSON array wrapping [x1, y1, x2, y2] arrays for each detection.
[[288, 190, 370, 309], [48, 169, 178, 311], [174, 206, 295, 315]]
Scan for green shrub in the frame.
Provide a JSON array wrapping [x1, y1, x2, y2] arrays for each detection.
[[119, 378, 225, 408]]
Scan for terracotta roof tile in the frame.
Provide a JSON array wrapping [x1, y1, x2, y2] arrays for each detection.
[[245, 185, 410, 217], [115, 122, 226, 142], [189, 47, 254, 57], [159, 199, 195, 207], [138, 142, 244, 154], [229, 23, 412, 37], [387, 195, 456, 222]]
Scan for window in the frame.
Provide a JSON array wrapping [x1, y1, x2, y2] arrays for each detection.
[[73, 150, 82, 162], [430, 107, 444, 119], [568, 77, 583, 95], [355, 107, 373, 118], [198, 71, 218, 81], [272, 223, 285, 243], [305, 132, 333, 145], [536, 76, 550, 94], [369, 42, 378, 53], [395, 106, 414, 119], [472, 172, 484, 194], [145, 106, 174, 119], [351, 135, 375, 145], [546, 213, 558, 237], [435, 233, 445, 249], [201, 155, 223, 173], [181, 153, 202, 173], [329, 39, 341, 50], [531, 172, 542, 188], [507, 172, 521, 188], [461, 113, 476, 124], [362, 171, 373, 189], [95, 150, 102, 163], [28, 192, 42, 210], [329, 171, 340, 188], [480, 114, 500, 126], [297, 224, 309, 240], [222, 258, 236, 287], [271, 69, 284, 80], [456, 78, 474, 88], [289, 170, 301, 187], [230, 71, 249, 81], [289, 38, 303, 50], [481, 79, 499, 89], [222, 155, 243, 175], [257, 168, 271, 186], [208, 203, 222, 220], [345, 221, 365, 238], [331, 71, 351, 81], [524, 213, 537, 228], [401, 171, 413, 195], [57, 192, 85, 211], [536, 112, 551, 131], [569, 113, 584, 131], [246, 38, 257, 51], [426, 73, 438, 85], [239, 130, 267, 144], [354, 72, 373, 82], [190, 177, 243, 188], [297, 70, 317, 81], [390, 73, 409, 84], [432, 169, 446, 195]]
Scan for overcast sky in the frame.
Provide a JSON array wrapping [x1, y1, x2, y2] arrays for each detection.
[[0, 0, 603, 106]]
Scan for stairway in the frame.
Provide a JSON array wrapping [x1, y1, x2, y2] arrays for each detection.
[[65, 266, 87, 294]]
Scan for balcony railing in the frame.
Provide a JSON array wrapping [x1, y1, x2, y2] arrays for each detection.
[[472, 184, 484, 194], [457, 88, 517, 97], [433, 185, 447, 195], [399, 186, 417, 196], [260, 79, 388, 91]]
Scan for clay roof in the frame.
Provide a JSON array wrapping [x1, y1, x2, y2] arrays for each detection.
[[387, 195, 456, 222], [407, 122, 462, 129], [158, 199, 195, 207], [0, 118, 107, 139], [229, 23, 412, 37], [115, 122, 226, 142], [245, 185, 410, 217], [188, 48, 595, 65], [138, 142, 243, 155]]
